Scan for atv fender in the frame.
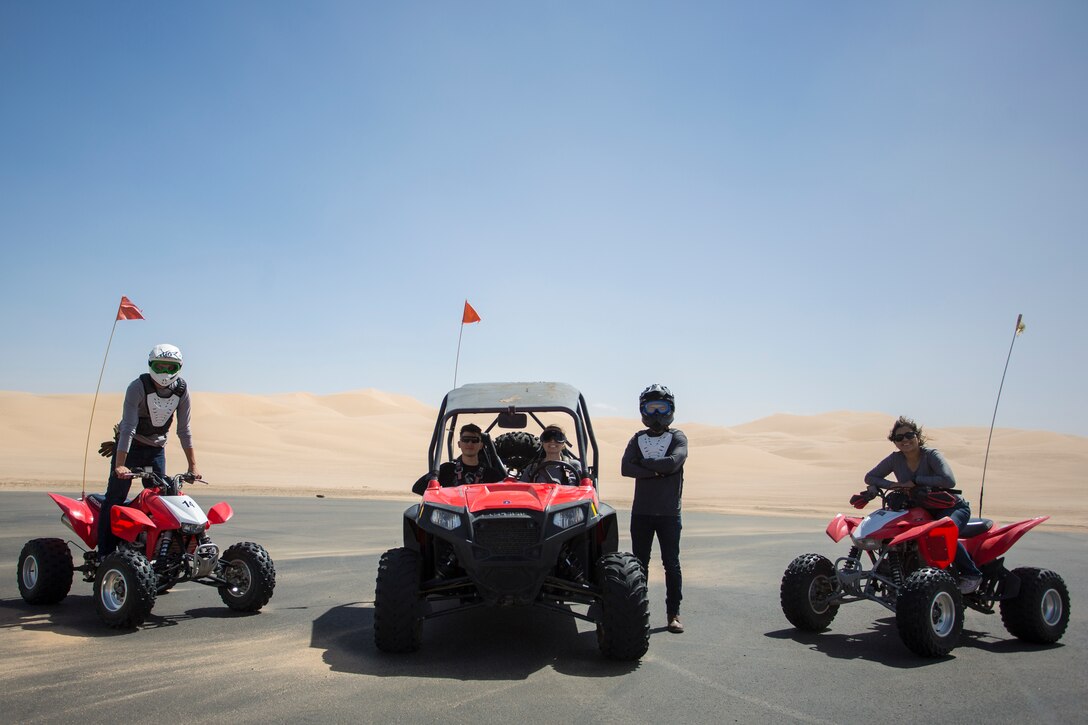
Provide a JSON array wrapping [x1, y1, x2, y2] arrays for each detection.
[[49, 493, 97, 547], [208, 502, 233, 525], [966, 516, 1049, 567], [595, 506, 620, 555], [402, 504, 423, 552], [889, 517, 958, 569], [826, 514, 862, 543], [110, 505, 156, 543]]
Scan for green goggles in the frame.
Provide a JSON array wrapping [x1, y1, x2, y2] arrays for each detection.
[[150, 361, 181, 375]]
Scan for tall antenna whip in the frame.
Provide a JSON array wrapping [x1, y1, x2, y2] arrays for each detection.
[[979, 313, 1026, 517]]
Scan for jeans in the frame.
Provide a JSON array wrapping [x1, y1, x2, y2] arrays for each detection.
[[943, 501, 983, 578], [630, 514, 683, 617], [98, 443, 165, 557]]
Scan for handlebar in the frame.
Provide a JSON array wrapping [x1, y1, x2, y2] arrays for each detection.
[[125, 470, 208, 494]]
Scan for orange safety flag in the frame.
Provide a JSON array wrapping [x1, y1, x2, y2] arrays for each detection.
[[462, 300, 481, 324], [116, 296, 145, 320]]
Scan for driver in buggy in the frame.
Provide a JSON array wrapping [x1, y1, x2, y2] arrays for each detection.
[[519, 425, 582, 485], [412, 423, 506, 494]]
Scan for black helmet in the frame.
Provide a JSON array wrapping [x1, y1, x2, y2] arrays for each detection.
[[639, 384, 675, 432]]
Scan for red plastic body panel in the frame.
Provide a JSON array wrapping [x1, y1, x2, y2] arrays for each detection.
[[964, 516, 1050, 567], [889, 517, 959, 568], [48, 493, 97, 548], [208, 502, 233, 525], [111, 505, 156, 543], [423, 478, 599, 514], [826, 514, 861, 542]]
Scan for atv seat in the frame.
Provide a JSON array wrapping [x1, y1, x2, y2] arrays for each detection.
[[85, 493, 137, 509], [961, 518, 994, 538]]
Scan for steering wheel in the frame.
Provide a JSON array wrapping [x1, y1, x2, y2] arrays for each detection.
[[531, 460, 584, 484]]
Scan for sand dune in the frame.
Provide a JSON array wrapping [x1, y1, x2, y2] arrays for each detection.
[[1, 389, 1085, 530]]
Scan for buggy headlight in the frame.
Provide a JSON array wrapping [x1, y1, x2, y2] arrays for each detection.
[[552, 507, 585, 530], [430, 509, 462, 531]]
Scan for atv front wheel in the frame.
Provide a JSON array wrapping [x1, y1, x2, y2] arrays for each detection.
[[999, 567, 1070, 644], [896, 567, 962, 657], [780, 553, 839, 631], [595, 552, 650, 661], [94, 549, 157, 629], [18, 538, 74, 605], [374, 547, 423, 653], [218, 542, 277, 612]]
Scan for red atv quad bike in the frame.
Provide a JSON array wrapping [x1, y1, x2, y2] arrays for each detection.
[[374, 382, 650, 661], [781, 487, 1070, 657], [17, 471, 276, 628]]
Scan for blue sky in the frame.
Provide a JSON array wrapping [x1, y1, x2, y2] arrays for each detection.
[[2, 2, 1086, 435]]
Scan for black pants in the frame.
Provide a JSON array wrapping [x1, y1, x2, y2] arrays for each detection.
[[98, 443, 165, 557], [630, 513, 683, 618]]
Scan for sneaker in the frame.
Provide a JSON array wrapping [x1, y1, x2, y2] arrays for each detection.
[[958, 575, 982, 594], [667, 616, 684, 633]]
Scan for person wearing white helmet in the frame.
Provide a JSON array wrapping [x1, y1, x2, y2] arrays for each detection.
[[621, 384, 689, 634], [97, 343, 200, 557]]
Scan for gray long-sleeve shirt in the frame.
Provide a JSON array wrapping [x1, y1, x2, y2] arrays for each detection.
[[117, 377, 193, 453], [621, 428, 688, 515], [864, 447, 956, 490]]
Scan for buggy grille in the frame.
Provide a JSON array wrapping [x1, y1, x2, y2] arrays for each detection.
[[473, 515, 541, 556]]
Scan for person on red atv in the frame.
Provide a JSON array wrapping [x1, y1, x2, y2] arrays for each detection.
[[98, 344, 201, 557], [853, 416, 984, 593]]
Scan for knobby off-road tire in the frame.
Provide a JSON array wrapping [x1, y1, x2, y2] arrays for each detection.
[[218, 542, 277, 612], [896, 567, 963, 657], [595, 552, 650, 661], [94, 549, 157, 629], [374, 547, 423, 653], [494, 432, 542, 472], [1000, 567, 1070, 644], [18, 538, 74, 604], [781, 553, 839, 631]]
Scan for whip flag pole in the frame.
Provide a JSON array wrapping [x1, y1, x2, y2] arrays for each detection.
[[979, 313, 1026, 517], [454, 300, 481, 388], [82, 296, 144, 496]]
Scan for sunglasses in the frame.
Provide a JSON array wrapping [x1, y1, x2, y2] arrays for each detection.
[[459, 437, 481, 444], [150, 361, 180, 375], [890, 431, 918, 442], [641, 401, 672, 415], [540, 432, 567, 444]]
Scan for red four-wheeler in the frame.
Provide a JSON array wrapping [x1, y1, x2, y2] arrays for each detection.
[[17, 471, 276, 628], [374, 382, 650, 660], [781, 487, 1070, 657]]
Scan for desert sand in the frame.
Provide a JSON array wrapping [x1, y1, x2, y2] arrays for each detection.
[[1, 389, 1085, 530]]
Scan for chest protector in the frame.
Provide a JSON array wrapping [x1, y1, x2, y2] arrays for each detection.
[[136, 373, 187, 437], [638, 431, 674, 459]]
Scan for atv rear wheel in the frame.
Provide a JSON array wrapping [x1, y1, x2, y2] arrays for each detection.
[[374, 547, 423, 653], [94, 549, 157, 629], [780, 553, 839, 631], [218, 542, 277, 612], [18, 538, 74, 605], [896, 567, 962, 657], [595, 552, 650, 661], [999, 567, 1070, 644]]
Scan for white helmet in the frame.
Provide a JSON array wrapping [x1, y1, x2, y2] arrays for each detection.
[[148, 344, 183, 387]]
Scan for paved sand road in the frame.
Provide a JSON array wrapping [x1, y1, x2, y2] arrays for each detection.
[[1, 492, 1084, 724]]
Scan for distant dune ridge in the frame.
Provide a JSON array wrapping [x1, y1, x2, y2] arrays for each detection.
[[1, 389, 1085, 530]]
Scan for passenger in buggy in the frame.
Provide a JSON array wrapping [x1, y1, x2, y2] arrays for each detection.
[[519, 425, 581, 485]]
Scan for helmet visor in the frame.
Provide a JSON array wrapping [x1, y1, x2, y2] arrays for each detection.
[[150, 361, 181, 375], [641, 400, 673, 416]]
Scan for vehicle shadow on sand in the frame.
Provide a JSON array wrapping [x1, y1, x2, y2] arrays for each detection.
[[765, 617, 1063, 665], [0, 596, 260, 637], [311, 602, 642, 680]]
